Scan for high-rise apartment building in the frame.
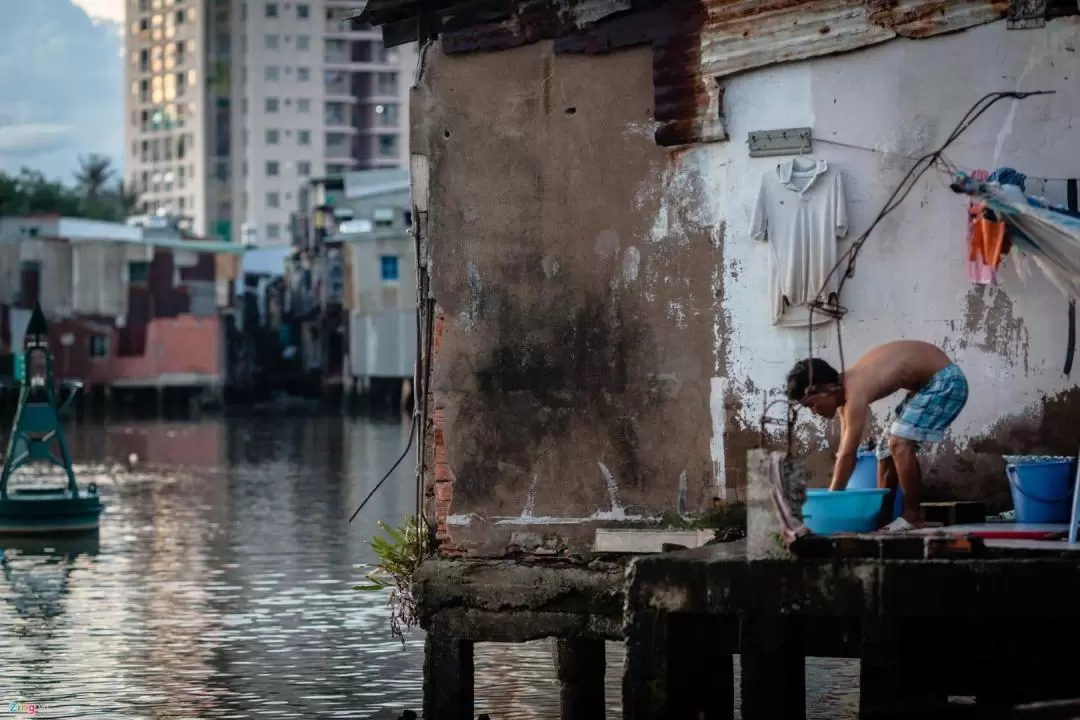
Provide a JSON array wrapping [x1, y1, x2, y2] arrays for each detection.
[[124, 0, 415, 245]]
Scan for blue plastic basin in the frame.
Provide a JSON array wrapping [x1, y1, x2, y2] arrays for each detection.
[[803, 488, 890, 535], [847, 450, 903, 520], [1004, 455, 1075, 524]]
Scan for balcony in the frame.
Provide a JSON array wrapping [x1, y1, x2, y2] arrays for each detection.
[[324, 73, 356, 102]]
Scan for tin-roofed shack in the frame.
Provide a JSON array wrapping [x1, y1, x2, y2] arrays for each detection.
[[362, 0, 1080, 558]]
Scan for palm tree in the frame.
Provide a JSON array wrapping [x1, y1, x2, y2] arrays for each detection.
[[74, 153, 114, 200], [112, 178, 141, 218]]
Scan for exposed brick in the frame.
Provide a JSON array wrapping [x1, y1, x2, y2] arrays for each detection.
[[435, 481, 453, 502]]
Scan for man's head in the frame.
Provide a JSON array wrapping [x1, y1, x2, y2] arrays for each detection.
[[786, 357, 843, 418]]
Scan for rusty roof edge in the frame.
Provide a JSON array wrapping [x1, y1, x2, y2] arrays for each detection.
[[700, 1, 1010, 82]]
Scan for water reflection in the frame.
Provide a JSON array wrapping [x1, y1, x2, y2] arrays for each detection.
[[0, 416, 858, 719]]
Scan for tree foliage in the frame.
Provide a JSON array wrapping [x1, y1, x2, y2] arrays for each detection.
[[0, 155, 138, 222]]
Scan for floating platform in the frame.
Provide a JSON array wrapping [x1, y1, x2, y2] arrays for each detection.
[[0, 487, 104, 535]]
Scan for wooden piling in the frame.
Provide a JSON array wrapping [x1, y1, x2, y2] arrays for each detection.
[[423, 617, 474, 720], [552, 638, 605, 720], [740, 614, 805, 720]]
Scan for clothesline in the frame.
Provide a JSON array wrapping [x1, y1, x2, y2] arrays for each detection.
[[811, 136, 1074, 184]]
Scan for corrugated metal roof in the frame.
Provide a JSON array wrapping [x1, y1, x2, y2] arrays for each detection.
[[358, 0, 1076, 146]]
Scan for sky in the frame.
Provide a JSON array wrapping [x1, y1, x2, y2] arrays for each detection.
[[0, 0, 125, 181], [72, 0, 124, 22]]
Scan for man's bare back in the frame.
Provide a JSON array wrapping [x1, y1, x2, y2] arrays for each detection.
[[842, 340, 952, 407]]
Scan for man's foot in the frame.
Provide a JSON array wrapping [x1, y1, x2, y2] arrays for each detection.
[[881, 517, 945, 533], [882, 517, 918, 533]]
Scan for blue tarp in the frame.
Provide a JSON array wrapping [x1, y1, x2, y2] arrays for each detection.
[[952, 172, 1080, 300]]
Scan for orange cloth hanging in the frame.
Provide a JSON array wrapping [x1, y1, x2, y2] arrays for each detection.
[[968, 201, 1009, 270]]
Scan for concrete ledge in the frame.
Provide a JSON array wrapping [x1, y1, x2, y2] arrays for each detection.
[[427, 607, 623, 642], [593, 528, 714, 553], [626, 548, 1080, 618], [413, 557, 627, 629]]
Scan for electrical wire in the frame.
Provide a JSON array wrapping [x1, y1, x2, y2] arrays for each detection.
[[804, 90, 1054, 379], [348, 411, 418, 523]]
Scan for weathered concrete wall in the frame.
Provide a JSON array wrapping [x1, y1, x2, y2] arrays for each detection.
[[415, 15, 1080, 556], [700, 18, 1080, 507], [414, 41, 720, 554]]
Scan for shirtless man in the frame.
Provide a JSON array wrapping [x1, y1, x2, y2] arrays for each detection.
[[784, 341, 969, 530]]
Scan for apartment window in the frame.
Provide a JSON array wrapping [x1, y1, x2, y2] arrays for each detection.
[[296, 35, 310, 51], [297, 3, 309, 18], [266, 192, 280, 208], [265, 2, 278, 17], [298, 130, 311, 145], [265, 129, 280, 144], [377, 72, 396, 95], [297, 67, 310, 82], [266, 97, 279, 113], [298, 161, 311, 176], [89, 335, 110, 359], [139, 49, 149, 72], [139, 0, 150, 11], [265, 66, 280, 81], [378, 134, 398, 157], [266, 161, 280, 176], [376, 103, 399, 127], [174, 9, 184, 24], [297, 98, 310, 113], [265, 34, 279, 50], [267, 223, 281, 240], [373, 207, 394, 229], [380, 256, 400, 282], [129, 261, 150, 285]]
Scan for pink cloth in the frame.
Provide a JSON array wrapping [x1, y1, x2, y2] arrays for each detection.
[[967, 169, 997, 285]]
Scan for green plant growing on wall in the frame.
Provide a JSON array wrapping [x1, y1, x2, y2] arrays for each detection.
[[354, 515, 427, 645]]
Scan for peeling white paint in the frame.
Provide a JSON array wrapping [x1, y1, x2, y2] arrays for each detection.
[[710, 377, 728, 500], [597, 461, 624, 518], [459, 262, 483, 330], [521, 474, 538, 518], [689, 19, 1080, 468], [622, 245, 640, 282]]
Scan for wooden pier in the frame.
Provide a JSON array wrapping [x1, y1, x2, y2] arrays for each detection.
[[414, 450, 1080, 719], [622, 450, 1080, 720]]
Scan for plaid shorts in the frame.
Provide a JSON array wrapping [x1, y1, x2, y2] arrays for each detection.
[[876, 363, 968, 459]]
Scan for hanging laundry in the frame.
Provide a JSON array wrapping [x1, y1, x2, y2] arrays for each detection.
[[988, 167, 1027, 190], [951, 172, 1080, 300], [966, 169, 996, 285], [750, 157, 848, 327]]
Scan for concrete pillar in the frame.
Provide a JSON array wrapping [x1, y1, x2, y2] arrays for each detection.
[[552, 638, 605, 720], [422, 618, 473, 720], [624, 611, 735, 720], [740, 614, 804, 720], [746, 449, 807, 559], [860, 619, 946, 719]]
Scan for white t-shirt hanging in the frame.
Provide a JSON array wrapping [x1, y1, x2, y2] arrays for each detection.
[[749, 157, 849, 327]]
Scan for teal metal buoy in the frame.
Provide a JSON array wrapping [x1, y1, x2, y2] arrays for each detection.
[[0, 304, 103, 534]]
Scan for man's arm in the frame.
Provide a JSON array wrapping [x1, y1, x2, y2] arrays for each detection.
[[830, 400, 868, 491]]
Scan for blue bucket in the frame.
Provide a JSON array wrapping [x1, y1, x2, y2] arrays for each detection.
[[847, 450, 903, 520], [1003, 455, 1075, 524], [803, 488, 890, 535]]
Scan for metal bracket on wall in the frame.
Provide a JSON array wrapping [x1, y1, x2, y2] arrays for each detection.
[[1008, 0, 1047, 29], [747, 127, 813, 158]]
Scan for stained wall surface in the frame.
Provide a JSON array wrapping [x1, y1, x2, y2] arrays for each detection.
[[415, 16, 1080, 555]]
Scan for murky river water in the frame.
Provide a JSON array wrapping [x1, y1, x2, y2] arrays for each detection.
[[0, 416, 857, 718]]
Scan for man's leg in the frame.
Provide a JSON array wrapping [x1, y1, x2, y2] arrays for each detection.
[[887, 435, 922, 524], [876, 457, 898, 527]]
